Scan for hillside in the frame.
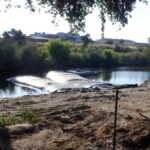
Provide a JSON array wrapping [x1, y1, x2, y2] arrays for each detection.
[[96, 38, 149, 47], [29, 32, 149, 47]]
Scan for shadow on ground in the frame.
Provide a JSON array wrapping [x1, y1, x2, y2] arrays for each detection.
[[0, 127, 13, 150]]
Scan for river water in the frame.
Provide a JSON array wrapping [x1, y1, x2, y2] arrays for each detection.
[[1, 67, 150, 98]]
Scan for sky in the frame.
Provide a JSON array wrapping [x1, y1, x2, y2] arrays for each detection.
[[0, 0, 150, 43]]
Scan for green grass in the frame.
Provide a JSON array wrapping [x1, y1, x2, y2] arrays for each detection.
[[0, 105, 37, 127]]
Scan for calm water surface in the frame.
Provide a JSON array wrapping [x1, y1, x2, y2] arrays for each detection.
[[1, 67, 150, 98], [87, 67, 150, 85]]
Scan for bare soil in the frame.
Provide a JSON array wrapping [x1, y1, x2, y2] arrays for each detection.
[[0, 81, 150, 150]]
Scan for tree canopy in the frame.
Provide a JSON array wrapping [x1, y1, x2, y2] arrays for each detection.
[[81, 34, 92, 47], [2, 0, 148, 35], [2, 28, 26, 43]]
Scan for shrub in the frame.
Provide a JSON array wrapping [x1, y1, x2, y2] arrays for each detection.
[[21, 44, 48, 71], [0, 41, 21, 72], [142, 47, 150, 57], [86, 53, 102, 67], [44, 39, 71, 66], [102, 49, 120, 66], [70, 46, 82, 53]]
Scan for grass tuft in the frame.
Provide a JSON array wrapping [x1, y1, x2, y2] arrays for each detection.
[[0, 105, 37, 127]]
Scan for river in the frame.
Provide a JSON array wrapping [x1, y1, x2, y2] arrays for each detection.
[[1, 67, 150, 98]]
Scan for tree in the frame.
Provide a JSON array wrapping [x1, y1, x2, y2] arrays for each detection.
[[2, 29, 26, 43], [2, 31, 11, 40], [44, 39, 70, 66], [119, 39, 124, 45], [2, 0, 148, 35], [81, 34, 92, 47]]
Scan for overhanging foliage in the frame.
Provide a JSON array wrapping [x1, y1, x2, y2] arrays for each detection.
[[1, 0, 148, 35]]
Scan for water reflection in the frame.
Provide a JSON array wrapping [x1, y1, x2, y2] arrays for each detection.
[[1, 67, 150, 98], [87, 67, 150, 85], [0, 74, 45, 98]]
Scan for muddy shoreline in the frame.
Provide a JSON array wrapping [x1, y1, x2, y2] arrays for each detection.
[[0, 81, 150, 150]]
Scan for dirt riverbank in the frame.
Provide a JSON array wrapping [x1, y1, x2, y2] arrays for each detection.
[[0, 81, 150, 150]]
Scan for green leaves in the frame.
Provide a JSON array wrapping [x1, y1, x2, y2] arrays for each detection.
[[2, 0, 147, 35], [44, 39, 70, 66], [34, 0, 147, 34], [2, 28, 26, 43]]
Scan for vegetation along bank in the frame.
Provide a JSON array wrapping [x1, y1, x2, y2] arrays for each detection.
[[1, 35, 150, 74]]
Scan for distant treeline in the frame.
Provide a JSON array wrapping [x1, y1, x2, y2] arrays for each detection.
[[0, 38, 150, 74]]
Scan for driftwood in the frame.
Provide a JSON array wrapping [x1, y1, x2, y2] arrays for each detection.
[[138, 112, 150, 121]]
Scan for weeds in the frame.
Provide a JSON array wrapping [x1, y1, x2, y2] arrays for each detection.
[[0, 105, 37, 126]]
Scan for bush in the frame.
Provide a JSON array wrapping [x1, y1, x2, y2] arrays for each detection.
[[114, 45, 131, 53], [142, 47, 150, 57], [1, 39, 150, 74], [69, 53, 84, 67], [120, 52, 150, 66], [44, 39, 71, 67], [0, 41, 21, 72], [102, 49, 120, 66], [21, 44, 48, 72], [0, 41, 49, 73], [86, 53, 103, 67], [70, 46, 82, 53]]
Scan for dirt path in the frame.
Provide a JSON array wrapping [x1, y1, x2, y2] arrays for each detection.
[[0, 81, 150, 150]]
